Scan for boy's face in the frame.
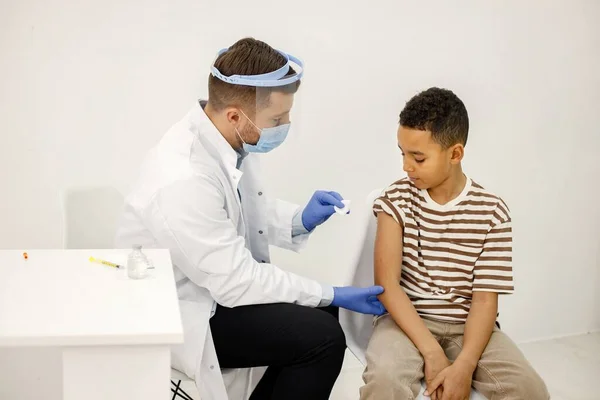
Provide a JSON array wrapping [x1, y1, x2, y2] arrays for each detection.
[[397, 126, 462, 190]]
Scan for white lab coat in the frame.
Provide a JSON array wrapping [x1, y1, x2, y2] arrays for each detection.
[[115, 102, 329, 400]]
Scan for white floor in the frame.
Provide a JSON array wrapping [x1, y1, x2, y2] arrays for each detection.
[[175, 332, 600, 400]]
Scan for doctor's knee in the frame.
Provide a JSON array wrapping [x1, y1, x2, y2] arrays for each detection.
[[304, 309, 346, 359], [319, 311, 347, 351]]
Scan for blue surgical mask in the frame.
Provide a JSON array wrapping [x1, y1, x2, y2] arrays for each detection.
[[235, 110, 290, 153]]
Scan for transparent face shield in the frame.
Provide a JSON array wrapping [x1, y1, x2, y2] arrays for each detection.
[[210, 47, 304, 153]]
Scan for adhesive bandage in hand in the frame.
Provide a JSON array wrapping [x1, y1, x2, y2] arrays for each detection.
[[334, 199, 351, 215]]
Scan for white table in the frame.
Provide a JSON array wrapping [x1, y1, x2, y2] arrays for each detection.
[[0, 249, 183, 400]]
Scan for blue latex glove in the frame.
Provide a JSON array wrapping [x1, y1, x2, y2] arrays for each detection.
[[331, 286, 386, 315], [301, 190, 345, 232]]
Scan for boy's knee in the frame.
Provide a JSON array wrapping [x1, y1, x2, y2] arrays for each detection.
[[510, 369, 550, 400], [360, 315, 424, 399], [491, 365, 549, 400], [360, 365, 420, 400]]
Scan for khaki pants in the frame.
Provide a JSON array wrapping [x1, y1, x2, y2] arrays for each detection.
[[359, 315, 549, 400]]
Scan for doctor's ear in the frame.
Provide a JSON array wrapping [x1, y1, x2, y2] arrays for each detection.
[[225, 108, 242, 125]]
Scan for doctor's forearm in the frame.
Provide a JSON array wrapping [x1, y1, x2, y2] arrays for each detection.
[[206, 256, 328, 309]]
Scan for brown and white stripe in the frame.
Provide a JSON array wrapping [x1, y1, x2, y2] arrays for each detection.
[[373, 177, 513, 323]]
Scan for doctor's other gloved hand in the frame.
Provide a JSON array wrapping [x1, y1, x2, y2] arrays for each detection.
[[301, 190, 345, 232], [331, 286, 386, 315]]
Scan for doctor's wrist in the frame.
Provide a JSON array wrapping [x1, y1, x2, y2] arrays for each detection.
[[292, 207, 310, 236], [318, 284, 334, 307]]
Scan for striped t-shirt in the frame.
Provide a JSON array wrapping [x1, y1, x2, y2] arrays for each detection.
[[373, 176, 513, 323]]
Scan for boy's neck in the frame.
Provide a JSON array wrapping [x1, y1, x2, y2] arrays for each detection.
[[427, 166, 467, 205]]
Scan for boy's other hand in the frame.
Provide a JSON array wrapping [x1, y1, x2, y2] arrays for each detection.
[[425, 358, 474, 400], [423, 349, 451, 400]]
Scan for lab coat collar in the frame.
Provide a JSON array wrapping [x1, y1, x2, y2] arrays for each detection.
[[189, 100, 242, 177]]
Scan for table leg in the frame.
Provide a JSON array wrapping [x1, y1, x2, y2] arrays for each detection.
[[63, 345, 170, 400]]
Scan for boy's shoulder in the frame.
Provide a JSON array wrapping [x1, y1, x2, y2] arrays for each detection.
[[379, 176, 510, 212], [468, 178, 511, 225], [469, 178, 509, 208]]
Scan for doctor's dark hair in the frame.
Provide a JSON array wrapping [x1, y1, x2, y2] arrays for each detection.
[[399, 87, 469, 148], [208, 38, 301, 113]]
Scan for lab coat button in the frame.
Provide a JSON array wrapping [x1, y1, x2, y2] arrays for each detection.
[[210, 365, 215, 370], [258, 230, 263, 234], [258, 191, 263, 196]]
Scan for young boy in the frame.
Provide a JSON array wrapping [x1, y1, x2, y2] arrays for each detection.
[[359, 88, 549, 400]]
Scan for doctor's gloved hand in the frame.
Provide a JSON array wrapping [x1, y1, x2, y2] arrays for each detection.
[[301, 190, 345, 232], [331, 286, 386, 316]]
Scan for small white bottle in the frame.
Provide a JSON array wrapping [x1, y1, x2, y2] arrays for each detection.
[[127, 245, 148, 279]]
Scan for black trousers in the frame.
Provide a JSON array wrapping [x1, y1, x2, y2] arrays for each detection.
[[210, 303, 346, 400]]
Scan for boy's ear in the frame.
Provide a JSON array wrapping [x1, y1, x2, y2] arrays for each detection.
[[449, 143, 464, 164]]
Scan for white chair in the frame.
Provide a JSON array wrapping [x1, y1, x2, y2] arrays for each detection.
[[339, 188, 488, 400], [170, 368, 196, 400], [61, 186, 196, 399]]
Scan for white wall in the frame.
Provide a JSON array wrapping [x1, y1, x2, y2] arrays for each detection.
[[1, 0, 599, 344]]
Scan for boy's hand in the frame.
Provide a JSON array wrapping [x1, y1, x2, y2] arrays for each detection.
[[423, 349, 451, 400], [425, 359, 475, 400]]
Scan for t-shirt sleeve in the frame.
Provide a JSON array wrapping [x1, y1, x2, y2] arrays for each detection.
[[372, 181, 409, 227], [473, 200, 514, 294]]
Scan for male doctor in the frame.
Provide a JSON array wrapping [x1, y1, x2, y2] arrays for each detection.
[[115, 37, 384, 400]]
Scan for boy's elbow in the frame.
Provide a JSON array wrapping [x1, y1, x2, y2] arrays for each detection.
[[377, 276, 399, 287], [472, 291, 499, 305], [374, 263, 402, 293], [375, 276, 402, 296]]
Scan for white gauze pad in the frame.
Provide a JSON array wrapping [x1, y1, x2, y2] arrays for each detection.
[[334, 199, 351, 215]]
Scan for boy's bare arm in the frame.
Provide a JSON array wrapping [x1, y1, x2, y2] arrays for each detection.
[[374, 212, 443, 359], [456, 291, 498, 370]]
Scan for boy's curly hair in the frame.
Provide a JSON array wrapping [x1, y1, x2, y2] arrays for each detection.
[[399, 87, 469, 148]]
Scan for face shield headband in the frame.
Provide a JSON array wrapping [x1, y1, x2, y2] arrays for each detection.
[[210, 47, 303, 87]]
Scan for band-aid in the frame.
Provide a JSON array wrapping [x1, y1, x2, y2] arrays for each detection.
[[334, 199, 351, 215]]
